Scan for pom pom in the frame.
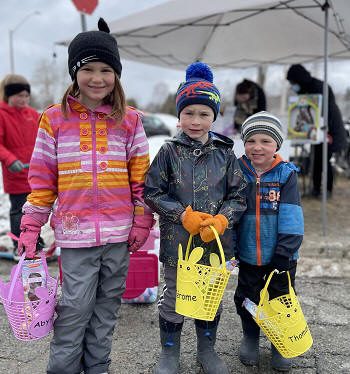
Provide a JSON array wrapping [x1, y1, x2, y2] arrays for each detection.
[[98, 18, 110, 33], [186, 62, 213, 83]]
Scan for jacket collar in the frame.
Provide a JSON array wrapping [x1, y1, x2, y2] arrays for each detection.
[[67, 95, 112, 114], [169, 130, 233, 148], [0, 100, 27, 114], [240, 153, 285, 174]]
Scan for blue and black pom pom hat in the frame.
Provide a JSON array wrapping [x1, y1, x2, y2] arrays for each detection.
[[176, 62, 221, 120]]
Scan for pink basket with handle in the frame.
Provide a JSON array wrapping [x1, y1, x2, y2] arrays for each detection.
[[0, 252, 58, 341]]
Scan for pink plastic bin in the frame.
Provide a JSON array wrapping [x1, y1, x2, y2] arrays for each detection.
[[122, 228, 159, 302]]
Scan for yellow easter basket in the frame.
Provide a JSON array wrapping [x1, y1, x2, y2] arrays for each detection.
[[254, 270, 313, 358], [175, 226, 231, 321]]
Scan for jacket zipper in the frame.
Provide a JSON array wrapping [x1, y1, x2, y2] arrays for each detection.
[[241, 158, 263, 265], [255, 177, 262, 265], [91, 113, 101, 245]]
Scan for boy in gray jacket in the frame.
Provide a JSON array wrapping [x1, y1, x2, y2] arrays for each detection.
[[145, 62, 247, 374]]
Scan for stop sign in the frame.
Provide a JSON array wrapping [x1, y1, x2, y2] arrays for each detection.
[[72, 0, 98, 15]]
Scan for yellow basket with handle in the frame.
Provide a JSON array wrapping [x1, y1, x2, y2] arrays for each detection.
[[175, 226, 231, 321], [254, 270, 313, 358]]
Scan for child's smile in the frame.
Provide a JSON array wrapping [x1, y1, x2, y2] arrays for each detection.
[[244, 133, 278, 171], [76, 61, 115, 109]]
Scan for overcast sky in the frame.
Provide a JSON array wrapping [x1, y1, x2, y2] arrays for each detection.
[[1, 0, 350, 109]]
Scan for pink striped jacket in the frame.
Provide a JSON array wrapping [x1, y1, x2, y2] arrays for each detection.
[[23, 96, 153, 248]]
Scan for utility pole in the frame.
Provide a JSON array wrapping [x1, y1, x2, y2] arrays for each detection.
[[9, 11, 40, 73]]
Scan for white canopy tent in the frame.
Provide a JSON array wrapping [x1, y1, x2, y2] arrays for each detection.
[[108, 0, 350, 69], [105, 0, 350, 237]]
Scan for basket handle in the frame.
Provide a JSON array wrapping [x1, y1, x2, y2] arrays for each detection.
[[256, 270, 292, 322], [184, 225, 226, 266], [8, 251, 49, 303]]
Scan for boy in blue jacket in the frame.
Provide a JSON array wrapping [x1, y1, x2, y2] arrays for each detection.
[[234, 111, 304, 372]]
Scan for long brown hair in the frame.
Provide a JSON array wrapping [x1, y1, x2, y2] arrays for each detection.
[[61, 73, 126, 122]]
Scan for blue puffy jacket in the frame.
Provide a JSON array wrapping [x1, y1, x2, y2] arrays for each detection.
[[236, 154, 304, 266]]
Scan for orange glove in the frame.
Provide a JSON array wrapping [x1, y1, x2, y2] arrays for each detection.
[[199, 214, 229, 242], [182, 206, 212, 235]]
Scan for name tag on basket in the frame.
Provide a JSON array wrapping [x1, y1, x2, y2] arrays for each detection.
[[175, 228, 231, 321]]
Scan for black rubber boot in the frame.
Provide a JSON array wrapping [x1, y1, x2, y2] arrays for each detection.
[[195, 316, 229, 374], [239, 317, 260, 366], [154, 315, 183, 374], [271, 345, 291, 372]]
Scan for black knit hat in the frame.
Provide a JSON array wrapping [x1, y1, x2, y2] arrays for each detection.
[[68, 18, 122, 80], [4, 83, 30, 97]]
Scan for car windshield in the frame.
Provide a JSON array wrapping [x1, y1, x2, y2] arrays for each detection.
[[143, 115, 164, 128]]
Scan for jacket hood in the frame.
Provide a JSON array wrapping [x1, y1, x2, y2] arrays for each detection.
[[0, 101, 37, 117], [169, 130, 234, 148], [286, 64, 312, 87], [0, 100, 21, 115]]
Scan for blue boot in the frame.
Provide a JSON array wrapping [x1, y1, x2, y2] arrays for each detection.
[[195, 316, 229, 374], [271, 345, 291, 372], [239, 317, 260, 366]]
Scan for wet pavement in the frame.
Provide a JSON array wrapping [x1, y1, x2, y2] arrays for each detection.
[[0, 235, 349, 373]]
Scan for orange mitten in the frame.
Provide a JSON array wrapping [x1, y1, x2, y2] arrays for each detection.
[[182, 206, 212, 235], [199, 214, 229, 242]]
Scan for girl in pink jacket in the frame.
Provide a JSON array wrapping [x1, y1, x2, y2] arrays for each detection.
[[18, 18, 153, 374]]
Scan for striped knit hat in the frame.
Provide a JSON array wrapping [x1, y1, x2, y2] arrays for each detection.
[[241, 111, 284, 150]]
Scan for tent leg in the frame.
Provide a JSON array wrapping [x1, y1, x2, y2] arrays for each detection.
[[322, 1, 329, 237]]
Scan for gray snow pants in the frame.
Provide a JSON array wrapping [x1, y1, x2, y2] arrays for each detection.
[[47, 242, 129, 374]]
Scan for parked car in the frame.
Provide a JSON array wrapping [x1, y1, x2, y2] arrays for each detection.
[[154, 113, 179, 136], [148, 135, 170, 162], [142, 113, 171, 138]]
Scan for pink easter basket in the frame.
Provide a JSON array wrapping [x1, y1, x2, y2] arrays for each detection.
[[0, 252, 58, 341]]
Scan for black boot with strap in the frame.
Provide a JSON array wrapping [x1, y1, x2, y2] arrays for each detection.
[[154, 315, 183, 374]]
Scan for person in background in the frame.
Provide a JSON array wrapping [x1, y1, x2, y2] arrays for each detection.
[[233, 79, 266, 134], [0, 74, 41, 259], [18, 18, 154, 374], [286, 64, 347, 197], [145, 61, 247, 374], [234, 111, 304, 372]]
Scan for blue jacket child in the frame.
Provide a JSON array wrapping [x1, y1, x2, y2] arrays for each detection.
[[234, 111, 304, 372]]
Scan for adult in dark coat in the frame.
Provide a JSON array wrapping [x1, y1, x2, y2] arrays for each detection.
[[286, 64, 347, 196], [233, 79, 266, 133], [0, 74, 40, 254]]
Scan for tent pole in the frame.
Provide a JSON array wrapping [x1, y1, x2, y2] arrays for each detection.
[[322, 1, 329, 237]]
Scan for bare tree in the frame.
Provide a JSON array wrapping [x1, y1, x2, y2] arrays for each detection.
[[147, 82, 169, 112], [126, 98, 139, 109], [31, 58, 68, 109], [158, 93, 176, 115]]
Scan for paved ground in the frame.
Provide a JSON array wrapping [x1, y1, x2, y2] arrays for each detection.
[[0, 177, 350, 373], [0, 241, 349, 374]]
